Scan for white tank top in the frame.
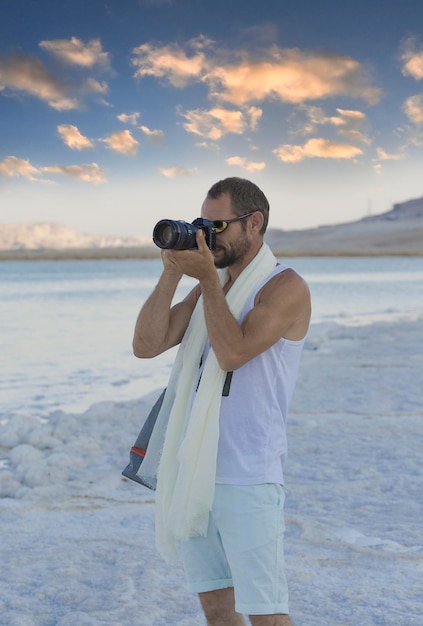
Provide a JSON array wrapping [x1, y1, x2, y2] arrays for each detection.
[[210, 264, 306, 485]]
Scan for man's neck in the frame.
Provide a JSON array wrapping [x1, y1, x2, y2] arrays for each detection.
[[227, 240, 264, 283]]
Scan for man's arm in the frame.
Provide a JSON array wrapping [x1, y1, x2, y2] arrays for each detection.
[[132, 260, 199, 358], [164, 231, 311, 372], [200, 267, 310, 371]]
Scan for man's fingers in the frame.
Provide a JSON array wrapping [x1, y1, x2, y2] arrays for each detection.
[[196, 229, 206, 250]]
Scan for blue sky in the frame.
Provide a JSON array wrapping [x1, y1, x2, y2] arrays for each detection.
[[1, 0, 423, 238]]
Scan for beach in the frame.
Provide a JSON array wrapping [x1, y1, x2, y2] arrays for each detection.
[[1, 310, 422, 625]]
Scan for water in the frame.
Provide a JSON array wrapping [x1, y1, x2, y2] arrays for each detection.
[[1, 257, 423, 420]]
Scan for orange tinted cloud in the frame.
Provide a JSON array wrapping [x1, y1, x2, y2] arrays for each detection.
[[403, 94, 423, 123], [39, 37, 111, 70], [0, 50, 108, 110], [101, 130, 139, 155], [140, 125, 164, 142], [0, 155, 105, 183], [118, 112, 140, 125], [181, 107, 245, 140], [376, 148, 404, 160], [207, 50, 379, 106], [273, 137, 363, 162], [42, 163, 106, 183], [132, 38, 380, 106], [158, 166, 197, 177], [57, 124, 94, 150], [180, 106, 262, 140], [132, 36, 211, 87], [401, 36, 423, 80], [226, 156, 266, 172], [298, 106, 369, 143], [0, 51, 79, 110], [0, 156, 41, 180]]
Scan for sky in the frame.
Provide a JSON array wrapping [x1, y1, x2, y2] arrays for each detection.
[[1, 0, 423, 239]]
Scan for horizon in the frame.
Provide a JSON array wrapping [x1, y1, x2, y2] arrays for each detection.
[[1, 189, 421, 244], [1, 0, 423, 238]]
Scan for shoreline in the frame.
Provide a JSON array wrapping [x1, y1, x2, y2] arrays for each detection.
[[1, 247, 423, 261]]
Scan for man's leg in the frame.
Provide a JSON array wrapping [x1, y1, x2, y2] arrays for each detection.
[[199, 588, 246, 626], [249, 614, 292, 626]]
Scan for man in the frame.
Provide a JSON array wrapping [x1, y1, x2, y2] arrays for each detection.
[[133, 177, 311, 626]]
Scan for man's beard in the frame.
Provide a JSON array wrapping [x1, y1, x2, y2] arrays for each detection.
[[213, 232, 251, 269]]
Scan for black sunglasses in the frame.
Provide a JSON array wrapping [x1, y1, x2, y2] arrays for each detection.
[[211, 211, 256, 233]]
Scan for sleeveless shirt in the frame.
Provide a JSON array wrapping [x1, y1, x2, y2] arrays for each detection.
[[211, 264, 306, 486]]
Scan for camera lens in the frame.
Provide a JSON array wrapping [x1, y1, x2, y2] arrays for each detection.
[[152, 218, 216, 250], [155, 223, 174, 247], [153, 219, 196, 249]]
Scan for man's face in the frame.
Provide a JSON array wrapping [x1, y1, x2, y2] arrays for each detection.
[[201, 193, 252, 269]]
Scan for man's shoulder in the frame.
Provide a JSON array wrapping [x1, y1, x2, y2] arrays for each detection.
[[255, 266, 310, 313], [263, 266, 308, 293]]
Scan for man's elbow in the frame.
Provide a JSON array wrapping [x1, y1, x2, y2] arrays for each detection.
[[132, 338, 158, 359], [217, 351, 245, 372]]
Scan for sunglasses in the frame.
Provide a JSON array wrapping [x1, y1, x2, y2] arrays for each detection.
[[211, 211, 256, 233]]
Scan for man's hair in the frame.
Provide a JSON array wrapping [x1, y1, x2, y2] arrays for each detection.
[[207, 177, 270, 235]]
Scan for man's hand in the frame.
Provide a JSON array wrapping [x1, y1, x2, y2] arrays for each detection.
[[133, 234, 208, 357], [161, 248, 184, 278], [162, 230, 216, 280]]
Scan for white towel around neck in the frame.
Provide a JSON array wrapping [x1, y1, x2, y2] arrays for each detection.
[[139, 242, 277, 562]]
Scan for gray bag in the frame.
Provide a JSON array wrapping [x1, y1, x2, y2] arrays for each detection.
[[121, 389, 166, 490]]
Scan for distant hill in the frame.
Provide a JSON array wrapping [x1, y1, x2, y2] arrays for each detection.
[[0, 222, 157, 259], [265, 196, 423, 256], [1, 196, 423, 259], [0, 222, 152, 251]]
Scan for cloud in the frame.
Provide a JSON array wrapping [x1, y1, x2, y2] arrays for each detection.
[[337, 128, 370, 145], [273, 137, 363, 162], [42, 163, 106, 183], [335, 109, 370, 145], [132, 37, 380, 106], [84, 77, 109, 95], [180, 105, 262, 140], [0, 156, 105, 183], [132, 36, 212, 87], [39, 37, 111, 70], [208, 50, 379, 106], [247, 106, 263, 130], [226, 156, 266, 172], [399, 124, 423, 148], [181, 107, 243, 140], [372, 144, 406, 175], [0, 50, 109, 110], [0, 51, 79, 110], [157, 166, 197, 177], [335, 108, 366, 123], [295, 105, 341, 131], [0, 156, 41, 180], [375, 147, 404, 161], [403, 94, 423, 124], [57, 124, 94, 150], [401, 36, 423, 80], [294, 106, 370, 143], [140, 125, 164, 142], [117, 112, 140, 125], [100, 130, 139, 155], [195, 141, 220, 153]]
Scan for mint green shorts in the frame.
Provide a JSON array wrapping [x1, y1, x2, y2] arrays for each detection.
[[180, 483, 289, 616]]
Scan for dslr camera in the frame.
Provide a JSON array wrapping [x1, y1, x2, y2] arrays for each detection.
[[153, 218, 216, 251]]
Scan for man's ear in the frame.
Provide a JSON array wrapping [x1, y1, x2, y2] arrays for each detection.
[[251, 211, 264, 233]]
